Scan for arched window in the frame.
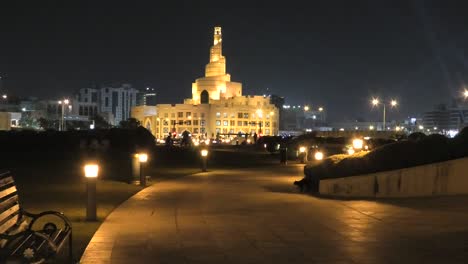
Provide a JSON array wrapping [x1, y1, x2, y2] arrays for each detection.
[[201, 90, 209, 104]]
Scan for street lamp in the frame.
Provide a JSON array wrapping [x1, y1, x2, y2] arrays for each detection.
[[318, 107, 324, 112], [371, 97, 398, 131], [201, 149, 209, 172], [58, 99, 70, 131], [464, 89, 468, 99], [304, 105, 310, 111], [137, 153, 148, 186], [1, 94, 6, 99], [84, 163, 99, 221]]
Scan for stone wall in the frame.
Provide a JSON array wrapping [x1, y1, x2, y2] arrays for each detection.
[[319, 157, 468, 198]]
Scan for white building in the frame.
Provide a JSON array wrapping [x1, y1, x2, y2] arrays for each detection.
[[76, 84, 139, 125]]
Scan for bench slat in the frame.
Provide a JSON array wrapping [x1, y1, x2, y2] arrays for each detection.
[[0, 204, 19, 224], [0, 214, 20, 234], [0, 176, 14, 189], [0, 186, 17, 201], [0, 195, 19, 214]]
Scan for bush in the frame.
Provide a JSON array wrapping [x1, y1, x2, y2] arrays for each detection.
[[301, 133, 465, 192]]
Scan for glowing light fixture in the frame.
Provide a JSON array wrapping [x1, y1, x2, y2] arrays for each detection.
[[352, 139, 363, 150], [84, 164, 99, 178], [314, 151, 324, 160], [347, 148, 355, 155], [201, 149, 209, 157], [304, 106, 310, 111], [138, 153, 148, 163], [299, 146, 306, 153]]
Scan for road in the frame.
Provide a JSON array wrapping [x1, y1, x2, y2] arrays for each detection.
[[81, 163, 468, 263]]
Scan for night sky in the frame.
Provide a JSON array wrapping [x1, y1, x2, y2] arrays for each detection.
[[1, 1, 468, 122]]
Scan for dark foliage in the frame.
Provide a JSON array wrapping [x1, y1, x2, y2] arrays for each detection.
[[302, 131, 468, 192]]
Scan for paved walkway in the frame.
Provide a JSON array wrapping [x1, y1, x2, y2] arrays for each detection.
[[81, 164, 468, 263]]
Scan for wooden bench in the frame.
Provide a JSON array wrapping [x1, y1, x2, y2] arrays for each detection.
[[0, 171, 72, 263]]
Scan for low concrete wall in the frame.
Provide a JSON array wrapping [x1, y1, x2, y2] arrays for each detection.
[[319, 157, 468, 198], [0, 112, 11, 131]]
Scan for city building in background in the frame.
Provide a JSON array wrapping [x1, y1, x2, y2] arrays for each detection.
[[132, 27, 279, 139], [139, 87, 157, 106], [76, 83, 139, 125], [423, 98, 468, 134]]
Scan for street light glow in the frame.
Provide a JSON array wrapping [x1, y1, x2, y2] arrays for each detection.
[[314, 151, 324, 160], [318, 107, 323, 112], [347, 148, 355, 155], [371, 98, 379, 106], [390, 99, 397, 107], [201, 149, 209, 157], [464, 89, 468, 98], [352, 139, 363, 150], [64, 99, 69, 104], [304, 105, 310, 111], [299, 146, 306, 153], [1, 94, 6, 99], [84, 164, 99, 178], [138, 153, 148, 163]]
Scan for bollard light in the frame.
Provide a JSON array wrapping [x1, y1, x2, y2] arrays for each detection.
[[201, 149, 209, 172], [314, 151, 324, 161], [201, 149, 209, 157], [84, 163, 99, 221], [137, 153, 148, 186], [138, 153, 148, 163], [84, 164, 99, 178]]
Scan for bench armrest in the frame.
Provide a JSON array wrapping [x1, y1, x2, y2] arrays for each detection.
[[22, 210, 72, 232]]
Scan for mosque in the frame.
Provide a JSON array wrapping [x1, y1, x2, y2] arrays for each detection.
[[132, 26, 279, 140]]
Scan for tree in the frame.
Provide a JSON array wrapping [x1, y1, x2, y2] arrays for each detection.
[[119, 118, 141, 129], [93, 115, 111, 129], [19, 112, 39, 129], [38, 117, 56, 130]]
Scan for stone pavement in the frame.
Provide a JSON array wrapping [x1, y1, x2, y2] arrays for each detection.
[[81, 164, 468, 263]]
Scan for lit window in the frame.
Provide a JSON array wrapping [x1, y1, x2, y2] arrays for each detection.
[[238, 121, 242, 126], [216, 120, 221, 126], [216, 128, 221, 133], [186, 112, 191, 117], [223, 113, 228, 118], [266, 129, 270, 135], [216, 112, 221, 118], [243, 113, 249, 118], [223, 120, 228, 126]]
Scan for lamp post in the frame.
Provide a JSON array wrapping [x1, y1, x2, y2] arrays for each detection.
[[138, 153, 148, 186], [371, 98, 397, 131], [84, 164, 99, 221], [58, 99, 69, 131], [201, 149, 208, 172]]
